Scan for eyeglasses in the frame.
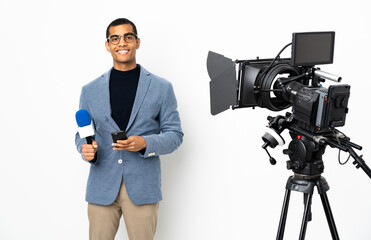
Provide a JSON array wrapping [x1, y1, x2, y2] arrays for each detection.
[[107, 33, 138, 45]]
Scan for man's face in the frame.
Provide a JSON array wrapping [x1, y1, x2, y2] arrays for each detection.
[[105, 24, 140, 71]]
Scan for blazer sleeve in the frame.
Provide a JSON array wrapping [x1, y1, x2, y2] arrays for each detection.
[[142, 82, 183, 158]]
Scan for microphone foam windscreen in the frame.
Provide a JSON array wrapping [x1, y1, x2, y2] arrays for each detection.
[[75, 109, 92, 127]]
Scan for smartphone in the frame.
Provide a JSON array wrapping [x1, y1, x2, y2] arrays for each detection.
[[111, 130, 128, 143]]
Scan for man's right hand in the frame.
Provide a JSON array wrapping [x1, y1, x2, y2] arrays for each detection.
[[82, 141, 98, 161]]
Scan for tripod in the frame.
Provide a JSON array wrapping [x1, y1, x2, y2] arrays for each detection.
[[261, 114, 371, 240], [276, 175, 339, 240]]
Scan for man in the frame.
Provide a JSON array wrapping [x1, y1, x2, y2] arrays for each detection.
[[75, 18, 183, 240]]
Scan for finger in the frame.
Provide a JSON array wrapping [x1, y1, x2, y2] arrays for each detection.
[[113, 145, 138, 152], [112, 142, 130, 148], [83, 154, 96, 160], [82, 147, 97, 153], [85, 156, 95, 161], [113, 144, 137, 151], [82, 151, 96, 156], [83, 152, 96, 157], [113, 146, 130, 151], [83, 141, 98, 148], [82, 144, 94, 149]]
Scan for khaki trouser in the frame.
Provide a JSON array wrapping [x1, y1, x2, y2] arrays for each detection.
[[88, 179, 159, 240]]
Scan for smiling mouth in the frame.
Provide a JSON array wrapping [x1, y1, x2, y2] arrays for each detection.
[[117, 50, 129, 55]]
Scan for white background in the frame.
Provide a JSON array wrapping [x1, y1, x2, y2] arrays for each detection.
[[1, 0, 370, 239]]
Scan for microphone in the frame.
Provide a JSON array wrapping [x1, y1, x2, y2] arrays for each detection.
[[75, 109, 95, 144]]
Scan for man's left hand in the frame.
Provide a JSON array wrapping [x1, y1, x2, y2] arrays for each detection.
[[112, 136, 146, 152]]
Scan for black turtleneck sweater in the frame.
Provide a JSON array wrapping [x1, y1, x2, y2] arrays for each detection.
[[109, 65, 140, 131]]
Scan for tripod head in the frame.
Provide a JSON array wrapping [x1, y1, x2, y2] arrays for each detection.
[[262, 113, 371, 179]]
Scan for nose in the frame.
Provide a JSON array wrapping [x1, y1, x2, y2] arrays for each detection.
[[118, 36, 127, 46]]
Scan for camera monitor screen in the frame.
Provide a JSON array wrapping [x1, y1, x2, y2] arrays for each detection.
[[291, 31, 335, 66]]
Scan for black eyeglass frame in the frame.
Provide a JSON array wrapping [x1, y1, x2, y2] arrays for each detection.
[[107, 33, 138, 44]]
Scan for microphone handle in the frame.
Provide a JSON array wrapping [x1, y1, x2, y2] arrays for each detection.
[[86, 136, 93, 144]]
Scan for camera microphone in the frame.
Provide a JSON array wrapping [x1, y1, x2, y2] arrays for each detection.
[[75, 109, 95, 144]]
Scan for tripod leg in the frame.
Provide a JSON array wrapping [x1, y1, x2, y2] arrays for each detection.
[[320, 193, 340, 240], [303, 194, 312, 222], [298, 193, 313, 240], [276, 189, 291, 240]]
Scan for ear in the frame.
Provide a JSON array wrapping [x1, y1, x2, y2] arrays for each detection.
[[136, 38, 141, 50], [105, 41, 111, 53]]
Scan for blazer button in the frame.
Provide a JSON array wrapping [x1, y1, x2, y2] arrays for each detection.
[[118, 159, 123, 164]]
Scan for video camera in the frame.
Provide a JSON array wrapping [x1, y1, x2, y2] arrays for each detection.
[[207, 31, 371, 178], [207, 32, 371, 239], [208, 31, 350, 134]]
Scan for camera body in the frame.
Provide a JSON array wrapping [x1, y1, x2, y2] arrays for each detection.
[[236, 57, 350, 133], [283, 81, 350, 133]]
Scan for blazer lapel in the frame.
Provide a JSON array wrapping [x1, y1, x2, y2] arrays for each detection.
[[100, 68, 121, 132], [126, 66, 151, 131]]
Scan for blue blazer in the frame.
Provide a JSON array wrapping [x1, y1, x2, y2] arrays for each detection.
[[75, 66, 183, 205]]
